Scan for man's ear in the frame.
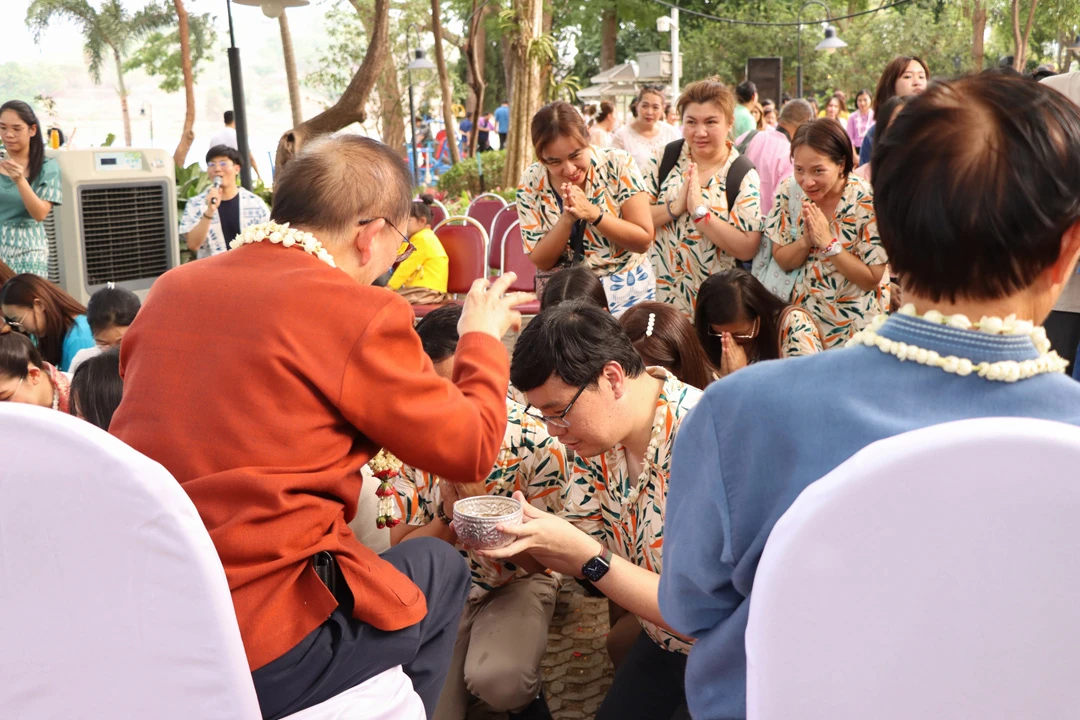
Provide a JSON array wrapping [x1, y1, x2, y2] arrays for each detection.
[[601, 361, 628, 400], [353, 218, 386, 267]]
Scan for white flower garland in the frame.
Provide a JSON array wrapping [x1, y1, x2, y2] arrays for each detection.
[[229, 221, 337, 268], [847, 304, 1069, 382], [623, 399, 666, 509]]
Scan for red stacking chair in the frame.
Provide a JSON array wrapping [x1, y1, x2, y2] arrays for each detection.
[[500, 221, 540, 316], [427, 198, 449, 228], [466, 193, 507, 244], [488, 203, 519, 275], [413, 216, 489, 319]]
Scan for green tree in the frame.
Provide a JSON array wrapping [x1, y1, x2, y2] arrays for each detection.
[[123, 0, 216, 165], [26, 0, 173, 147]]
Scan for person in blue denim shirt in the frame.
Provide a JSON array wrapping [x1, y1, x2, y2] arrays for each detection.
[[660, 73, 1080, 720]]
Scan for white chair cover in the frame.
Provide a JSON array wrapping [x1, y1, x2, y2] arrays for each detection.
[[282, 666, 425, 720], [747, 417, 1080, 720], [0, 403, 262, 719]]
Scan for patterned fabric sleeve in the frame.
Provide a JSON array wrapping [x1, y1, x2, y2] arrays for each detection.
[[392, 465, 438, 526], [515, 164, 548, 254], [730, 167, 763, 232], [852, 193, 888, 266], [611, 148, 646, 204], [34, 159, 62, 205], [779, 308, 824, 357], [766, 177, 796, 247], [642, 153, 661, 201], [179, 192, 206, 238], [253, 196, 271, 223]]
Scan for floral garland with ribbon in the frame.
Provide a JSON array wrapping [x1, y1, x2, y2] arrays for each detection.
[[230, 221, 338, 268], [847, 304, 1069, 381], [369, 450, 403, 529]]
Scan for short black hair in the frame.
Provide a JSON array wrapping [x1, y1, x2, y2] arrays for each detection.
[[539, 266, 609, 312], [510, 301, 645, 392], [86, 285, 141, 335], [792, 118, 854, 177], [874, 73, 1080, 302], [413, 304, 462, 363], [207, 144, 242, 166], [224, 110, 235, 125], [736, 80, 757, 104], [70, 347, 123, 431]]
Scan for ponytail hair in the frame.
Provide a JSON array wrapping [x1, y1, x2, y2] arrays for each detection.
[[410, 193, 435, 226]]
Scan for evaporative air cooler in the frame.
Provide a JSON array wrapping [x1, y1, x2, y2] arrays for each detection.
[[43, 148, 179, 304]]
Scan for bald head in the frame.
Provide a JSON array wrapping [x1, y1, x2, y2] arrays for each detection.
[[778, 99, 813, 127], [270, 135, 412, 242]]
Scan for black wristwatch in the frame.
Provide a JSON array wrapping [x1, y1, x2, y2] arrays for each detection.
[[581, 546, 613, 582]]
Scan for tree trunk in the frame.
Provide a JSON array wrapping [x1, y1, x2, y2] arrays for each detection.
[[431, 0, 460, 164], [600, 7, 617, 71], [172, 0, 196, 167], [279, 9, 304, 128], [503, 0, 545, 189], [539, 4, 554, 101], [275, 0, 391, 168], [1012, 0, 1039, 71], [971, 0, 987, 71], [465, 0, 488, 156], [114, 48, 132, 147], [376, 60, 406, 151]]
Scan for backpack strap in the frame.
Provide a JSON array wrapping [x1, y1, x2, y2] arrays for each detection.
[[725, 153, 755, 214], [735, 129, 758, 156], [657, 139, 685, 192]]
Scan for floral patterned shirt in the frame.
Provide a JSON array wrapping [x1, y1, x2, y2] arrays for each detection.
[[645, 141, 764, 318], [517, 145, 650, 278], [779, 307, 824, 357], [393, 399, 568, 600], [559, 368, 703, 655], [767, 174, 889, 349]]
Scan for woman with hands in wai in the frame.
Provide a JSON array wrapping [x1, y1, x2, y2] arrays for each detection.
[[516, 101, 655, 316], [647, 79, 764, 319], [0, 101, 62, 278], [768, 119, 890, 348]]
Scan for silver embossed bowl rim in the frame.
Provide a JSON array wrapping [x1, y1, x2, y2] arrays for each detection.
[[453, 496, 522, 522]]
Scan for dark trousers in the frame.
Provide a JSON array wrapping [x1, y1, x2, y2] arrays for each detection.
[[498, 132, 508, 147], [252, 537, 471, 719], [595, 632, 690, 720]]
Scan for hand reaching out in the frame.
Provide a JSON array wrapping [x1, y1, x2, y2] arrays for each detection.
[[0, 159, 26, 180]]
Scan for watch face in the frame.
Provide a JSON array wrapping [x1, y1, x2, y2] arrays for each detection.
[[582, 555, 610, 582], [694, 205, 708, 218]]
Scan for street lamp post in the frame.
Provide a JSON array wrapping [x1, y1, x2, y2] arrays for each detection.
[[406, 24, 436, 189], [228, 0, 309, 188], [796, 1, 847, 98]]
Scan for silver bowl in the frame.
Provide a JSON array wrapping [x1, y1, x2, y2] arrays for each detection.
[[453, 496, 523, 550]]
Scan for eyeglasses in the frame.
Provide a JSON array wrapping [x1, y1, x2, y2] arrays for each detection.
[[207, 161, 235, 169], [358, 217, 415, 263], [523, 382, 590, 429], [708, 316, 760, 342], [3, 308, 31, 332]]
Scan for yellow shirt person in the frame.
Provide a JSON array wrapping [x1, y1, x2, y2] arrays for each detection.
[[388, 197, 451, 304]]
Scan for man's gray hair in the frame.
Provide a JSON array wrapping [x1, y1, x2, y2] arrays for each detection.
[[270, 134, 412, 240], [779, 99, 814, 126]]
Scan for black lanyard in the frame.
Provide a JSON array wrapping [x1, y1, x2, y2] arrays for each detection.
[[553, 188, 587, 264]]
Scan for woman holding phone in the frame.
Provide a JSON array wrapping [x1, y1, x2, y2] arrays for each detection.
[[0, 101, 61, 278]]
